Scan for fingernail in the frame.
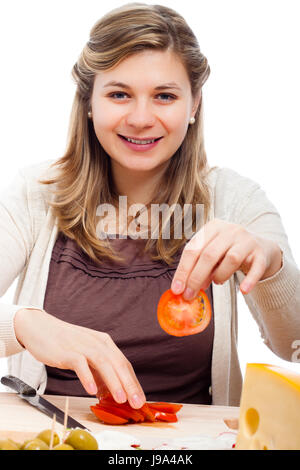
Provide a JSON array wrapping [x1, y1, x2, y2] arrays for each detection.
[[88, 382, 98, 395], [115, 389, 127, 403], [131, 393, 144, 408], [241, 282, 251, 294], [183, 287, 195, 300], [172, 280, 183, 294]]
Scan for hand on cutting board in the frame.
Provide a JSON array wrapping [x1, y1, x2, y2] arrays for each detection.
[[13, 308, 146, 409], [171, 218, 283, 299]]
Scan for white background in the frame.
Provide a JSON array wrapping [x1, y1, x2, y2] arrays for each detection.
[[0, 0, 300, 391]]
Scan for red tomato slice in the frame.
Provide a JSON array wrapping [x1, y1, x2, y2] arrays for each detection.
[[96, 401, 145, 423], [98, 392, 115, 404], [95, 402, 141, 422], [157, 289, 211, 336], [90, 405, 128, 424], [93, 392, 182, 425], [148, 402, 183, 413], [153, 410, 178, 422], [139, 403, 156, 422]]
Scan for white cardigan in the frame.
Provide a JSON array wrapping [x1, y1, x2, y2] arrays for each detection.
[[0, 159, 299, 406]]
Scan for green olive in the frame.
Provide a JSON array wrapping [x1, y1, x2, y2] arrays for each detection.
[[0, 439, 19, 450], [36, 429, 60, 447], [8, 439, 22, 449], [20, 439, 32, 450], [52, 443, 74, 450], [23, 438, 49, 450], [64, 429, 98, 450]]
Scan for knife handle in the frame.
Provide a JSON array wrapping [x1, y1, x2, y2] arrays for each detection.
[[1, 375, 36, 396]]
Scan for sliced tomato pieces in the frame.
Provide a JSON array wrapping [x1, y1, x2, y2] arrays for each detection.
[[152, 410, 178, 422], [139, 403, 156, 422], [90, 405, 128, 424], [148, 402, 183, 413], [96, 401, 145, 423], [91, 391, 182, 425], [95, 402, 142, 422], [157, 288, 211, 336]]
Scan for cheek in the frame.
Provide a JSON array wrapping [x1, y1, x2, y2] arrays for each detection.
[[92, 116, 120, 147], [162, 102, 189, 136], [93, 104, 121, 131], [166, 115, 189, 148]]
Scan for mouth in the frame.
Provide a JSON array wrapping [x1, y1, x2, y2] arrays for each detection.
[[118, 134, 163, 145]]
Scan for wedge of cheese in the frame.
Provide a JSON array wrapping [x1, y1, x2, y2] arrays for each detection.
[[235, 363, 300, 450]]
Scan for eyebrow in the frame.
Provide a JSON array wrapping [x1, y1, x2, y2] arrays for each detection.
[[103, 80, 182, 91]]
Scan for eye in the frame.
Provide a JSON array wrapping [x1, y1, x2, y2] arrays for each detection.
[[157, 93, 176, 102], [108, 92, 129, 100], [107, 92, 176, 102]]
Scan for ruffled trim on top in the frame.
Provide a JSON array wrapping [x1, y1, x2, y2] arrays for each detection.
[[51, 232, 183, 279]]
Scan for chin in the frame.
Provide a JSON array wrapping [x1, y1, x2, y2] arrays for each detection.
[[121, 162, 160, 172]]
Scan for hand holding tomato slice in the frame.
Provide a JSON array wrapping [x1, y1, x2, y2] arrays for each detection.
[[157, 288, 211, 336], [171, 218, 283, 299]]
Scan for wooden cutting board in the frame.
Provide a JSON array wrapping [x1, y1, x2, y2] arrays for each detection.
[[0, 393, 239, 449]]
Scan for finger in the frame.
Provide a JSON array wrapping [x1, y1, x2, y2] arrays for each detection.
[[212, 241, 255, 285], [66, 353, 98, 395], [88, 353, 128, 403], [90, 367, 111, 399], [182, 234, 234, 299], [89, 332, 146, 408], [240, 251, 267, 294], [116, 360, 146, 409], [199, 272, 215, 291], [171, 220, 221, 295]]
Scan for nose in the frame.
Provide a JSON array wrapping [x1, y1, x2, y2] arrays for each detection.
[[125, 99, 156, 128]]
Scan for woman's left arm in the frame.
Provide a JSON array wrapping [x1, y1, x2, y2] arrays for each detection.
[[171, 173, 300, 361]]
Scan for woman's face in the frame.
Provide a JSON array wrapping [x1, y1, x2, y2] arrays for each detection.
[[90, 49, 201, 174]]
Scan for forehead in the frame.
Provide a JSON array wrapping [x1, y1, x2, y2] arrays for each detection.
[[93, 49, 190, 91]]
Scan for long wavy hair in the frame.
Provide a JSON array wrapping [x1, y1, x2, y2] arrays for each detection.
[[40, 2, 212, 265]]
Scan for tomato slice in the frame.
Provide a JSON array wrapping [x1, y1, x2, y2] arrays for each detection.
[[152, 410, 178, 422], [139, 403, 156, 422], [96, 401, 145, 423], [148, 402, 183, 413], [90, 405, 128, 424], [157, 288, 211, 336], [95, 402, 141, 422], [92, 392, 182, 425]]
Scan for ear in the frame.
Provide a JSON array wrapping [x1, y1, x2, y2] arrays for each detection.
[[191, 90, 202, 116]]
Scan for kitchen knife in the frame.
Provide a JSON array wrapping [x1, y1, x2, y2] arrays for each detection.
[[1, 375, 90, 431]]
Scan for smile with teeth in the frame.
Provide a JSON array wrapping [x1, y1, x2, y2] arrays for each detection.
[[120, 135, 161, 145]]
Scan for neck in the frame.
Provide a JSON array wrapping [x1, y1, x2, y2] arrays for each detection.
[[110, 160, 168, 207]]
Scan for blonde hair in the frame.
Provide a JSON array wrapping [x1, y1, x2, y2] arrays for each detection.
[[40, 2, 212, 265]]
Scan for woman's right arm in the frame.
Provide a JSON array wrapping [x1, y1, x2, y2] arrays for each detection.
[[0, 167, 145, 408], [14, 308, 146, 408], [0, 167, 38, 357]]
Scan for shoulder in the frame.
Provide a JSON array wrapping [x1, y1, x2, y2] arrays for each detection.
[[207, 165, 262, 203], [206, 166, 265, 220], [11, 159, 60, 216], [17, 158, 58, 200], [207, 166, 260, 194], [18, 158, 58, 185]]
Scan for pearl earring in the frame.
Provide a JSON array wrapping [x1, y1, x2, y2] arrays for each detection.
[[88, 111, 92, 119], [189, 117, 195, 125]]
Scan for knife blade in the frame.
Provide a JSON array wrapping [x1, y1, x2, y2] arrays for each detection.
[[1, 375, 90, 431]]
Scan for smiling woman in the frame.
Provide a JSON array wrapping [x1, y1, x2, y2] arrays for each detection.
[[1, 2, 300, 412], [90, 48, 201, 186], [39, 4, 211, 266]]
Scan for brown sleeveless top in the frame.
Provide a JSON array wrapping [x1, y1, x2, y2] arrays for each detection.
[[43, 232, 214, 404]]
